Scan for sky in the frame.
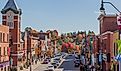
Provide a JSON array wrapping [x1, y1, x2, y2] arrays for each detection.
[[0, 0, 121, 34]]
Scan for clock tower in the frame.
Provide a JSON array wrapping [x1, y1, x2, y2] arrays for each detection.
[[1, 0, 22, 70]]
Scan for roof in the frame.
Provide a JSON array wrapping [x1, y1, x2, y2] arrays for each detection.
[[1, 0, 22, 15]]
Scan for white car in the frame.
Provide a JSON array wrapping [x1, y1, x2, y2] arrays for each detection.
[[47, 65, 54, 71]]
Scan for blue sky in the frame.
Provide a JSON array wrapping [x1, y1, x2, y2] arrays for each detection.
[[0, 0, 121, 34]]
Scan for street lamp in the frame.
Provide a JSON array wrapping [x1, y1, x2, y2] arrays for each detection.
[[100, 0, 121, 13]]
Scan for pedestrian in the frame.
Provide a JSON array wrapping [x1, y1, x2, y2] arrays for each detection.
[[80, 62, 83, 71], [35, 59, 37, 64]]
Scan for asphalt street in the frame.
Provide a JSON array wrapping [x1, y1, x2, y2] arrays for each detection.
[[59, 54, 80, 71], [33, 64, 48, 71]]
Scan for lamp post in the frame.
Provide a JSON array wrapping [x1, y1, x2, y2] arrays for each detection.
[[100, 0, 121, 71], [100, 0, 121, 13]]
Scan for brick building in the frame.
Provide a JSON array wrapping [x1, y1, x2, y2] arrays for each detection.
[[26, 28, 39, 66], [1, 0, 22, 70], [99, 31, 114, 71], [39, 32, 51, 58], [98, 14, 118, 34], [98, 10, 118, 70], [0, 25, 9, 71]]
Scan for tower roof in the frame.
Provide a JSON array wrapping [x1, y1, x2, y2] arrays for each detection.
[[1, 0, 22, 15]]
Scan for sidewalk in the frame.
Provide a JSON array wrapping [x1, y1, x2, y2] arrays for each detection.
[[22, 61, 42, 71]]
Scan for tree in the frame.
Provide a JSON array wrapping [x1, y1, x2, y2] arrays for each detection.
[[25, 27, 32, 32]]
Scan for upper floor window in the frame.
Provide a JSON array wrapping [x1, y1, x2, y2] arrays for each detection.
[[7, 34, 9, 42], [4, 47, 5, 55], [0, 47, 1, 56], [0, 33, 2, 42], [14, 16, 18, 19], [2, 21, 6, 25], [2, 16, 7, 19], [8, 22, 14, 29], [3, 33, 5, 42]]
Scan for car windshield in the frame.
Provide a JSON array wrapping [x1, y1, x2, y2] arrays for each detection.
[[51, 63, 56, 65]]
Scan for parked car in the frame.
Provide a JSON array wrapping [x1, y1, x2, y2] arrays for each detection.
[[46, 57, 51, 62], [42, 59, 49, 64], [74, 59, 80, 67], [51, 62, 58, 68], [54, 57, 61, 63], [47, 65, 54, 71], [53, 60, 59, 66]]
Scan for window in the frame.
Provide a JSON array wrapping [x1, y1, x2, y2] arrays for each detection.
[[1, 67, 3, 71], [2, 21, 6, 25], [7, 34, 9, 42], [4, 47, 5, 55], [0, 48, 1, 56], [14, 21, 18, 28], [14, 16, 18, 19], [3, 33, 5, 42], [0, 33, 2, 42], [8, 22, 14, 29], [4, 67, 6, 71], [2, 16, 7, 19], [5, 47, 7, 55]]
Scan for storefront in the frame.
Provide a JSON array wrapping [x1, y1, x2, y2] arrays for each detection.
[[102, 53, 107, 71], [0, 61, 10, 71]]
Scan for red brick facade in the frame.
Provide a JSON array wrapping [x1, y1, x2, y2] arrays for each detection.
[[0, 25, 9, 71]]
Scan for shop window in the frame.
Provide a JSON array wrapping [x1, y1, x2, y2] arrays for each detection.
[[8, 66, 10, 71], [4, 67, 6, 71], [107, 53, 110, 62], [1, 68, 3, 71]]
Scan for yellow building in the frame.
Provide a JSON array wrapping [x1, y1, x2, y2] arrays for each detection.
[[113, 30, 119, 71]]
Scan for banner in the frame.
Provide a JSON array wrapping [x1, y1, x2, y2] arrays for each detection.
[[116, 40, 121, 54]]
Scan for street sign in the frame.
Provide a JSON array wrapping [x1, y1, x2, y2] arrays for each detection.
[[117, 14, 121, 29], [115, 54, 121, 61]]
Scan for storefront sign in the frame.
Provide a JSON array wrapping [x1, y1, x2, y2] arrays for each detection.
[[115, 54, 121, 61]]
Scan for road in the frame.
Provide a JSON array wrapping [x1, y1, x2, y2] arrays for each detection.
[[59, 54, 80, 71], [33, 64, 48, 71]]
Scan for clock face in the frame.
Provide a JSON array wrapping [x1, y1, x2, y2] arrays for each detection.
[[8, 12, 13, 22]]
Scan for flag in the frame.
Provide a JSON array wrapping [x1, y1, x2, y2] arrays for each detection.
[[116, 40, 121, 54]]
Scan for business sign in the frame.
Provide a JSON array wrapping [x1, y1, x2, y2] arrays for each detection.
[[116, 40, 121, 54], [117, 14, 121, 29], [115, 54, 121, 61]]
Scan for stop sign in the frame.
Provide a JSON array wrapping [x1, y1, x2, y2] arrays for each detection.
[[117, 14, 121, 29]]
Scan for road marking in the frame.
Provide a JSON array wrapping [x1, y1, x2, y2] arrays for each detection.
[[64, 70, 79, 71], [64, 59, 73, 61]]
